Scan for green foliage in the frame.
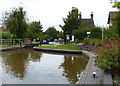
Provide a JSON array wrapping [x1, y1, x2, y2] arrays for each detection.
[[57, 31, 63, 38], [104, 11, 120, 39], [113, 11, 120, 37], [90, 27, 102, 39], [74, 22, 90, 41], [95, 0, 120, 71], [74, 22, 101, 41], [36, 43, 80, 50], [83, 38, 102, 46], [60, 9, 80, 33], [27, 21, 43, 40], [74, 29, 87, 41], [96, 39, 120, 70], [112, 0, 120, 37], [44, 26, 58, 41], [2, 7, 28, 38], [112, 1, 120, 9], [0, 32, 15, 39], [104, 27, 119, 39]]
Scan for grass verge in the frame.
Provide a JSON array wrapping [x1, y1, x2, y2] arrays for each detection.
[[35, 43, 80, 51]]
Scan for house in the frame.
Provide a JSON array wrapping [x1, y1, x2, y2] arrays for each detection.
[[72, 7, 94, 26], [78, 12, 94, 26], [64, 7, 95, 44], [107, 11, 118, 26]]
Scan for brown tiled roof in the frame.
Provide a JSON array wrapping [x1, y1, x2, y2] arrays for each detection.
[[82, 19, 94, 26], [108, 11, 118, 24]]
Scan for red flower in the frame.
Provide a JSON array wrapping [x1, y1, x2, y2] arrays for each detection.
[[101, 56, 104, 58], [109, 46, 113, 48], [93, 64, 97, 66], [109, 56, 113, 58]]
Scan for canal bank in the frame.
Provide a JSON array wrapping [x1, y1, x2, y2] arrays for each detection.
[[33, 48, 82, 54], [0, 47, 24, 51], [80, 50, 113, 85]]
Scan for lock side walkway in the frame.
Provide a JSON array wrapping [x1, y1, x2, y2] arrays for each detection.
[[79, 50, 113, 85]]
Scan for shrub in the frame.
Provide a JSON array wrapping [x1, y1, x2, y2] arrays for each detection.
[[0, 32, 15, 39], [90, 27, 102, 39], [83, 38, 102, 46], [96, 38, 120, 70]]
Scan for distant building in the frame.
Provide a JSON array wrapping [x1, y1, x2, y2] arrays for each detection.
[[72, 7, 94, 26], [107, 11, 118, 26], [78, 12, 94, 26], [64, 7, 95, 44]]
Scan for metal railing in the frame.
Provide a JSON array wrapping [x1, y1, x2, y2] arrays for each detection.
[[0, 38, 31, 45]]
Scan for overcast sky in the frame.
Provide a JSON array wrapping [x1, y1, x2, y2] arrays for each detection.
[[0, 0, 118, 31]]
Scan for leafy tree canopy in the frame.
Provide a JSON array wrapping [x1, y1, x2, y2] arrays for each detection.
[[45, 26, 58, 41], [28, 21, 43, 40], [1, 7, 28, 38], [60, 9, 81, 33]]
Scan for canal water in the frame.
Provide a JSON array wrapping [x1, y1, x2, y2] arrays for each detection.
[[0, 48, 88, 84]]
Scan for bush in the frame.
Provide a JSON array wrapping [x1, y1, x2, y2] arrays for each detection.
[[96, 38, 120, 70], [0, 32, 15, 39], [90, 27, 102, 39], [104, 27, 119, 39], [74, 29, 88, 41], [75, 39, 83, 43], [83, 38, 102, 46]]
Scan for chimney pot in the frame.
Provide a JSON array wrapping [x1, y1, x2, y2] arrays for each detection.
[[79, 12, 82, 19], [91, 12, 93, 20]]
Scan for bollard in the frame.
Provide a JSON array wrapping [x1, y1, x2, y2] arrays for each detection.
[[93, 72, 96, 78]]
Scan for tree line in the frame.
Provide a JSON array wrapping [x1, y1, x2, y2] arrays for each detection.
[[1, 3, 120, 42], [0, 7, 63, 41]]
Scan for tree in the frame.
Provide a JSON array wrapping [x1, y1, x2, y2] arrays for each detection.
[[62, 9, 80, 33], [45, 26, 58, 41], [28, 21, 43, 40], [90, 27, 102, 39], [112, 0, 120, 37], [2, 7, 28, 38], [57, 31, 63, 39], [0, 32, 15, 39], [60, 8, 81, 43], [73, 22, 94, 42]]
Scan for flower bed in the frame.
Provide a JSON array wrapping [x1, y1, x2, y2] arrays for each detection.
[[96, 38, 120, 70]]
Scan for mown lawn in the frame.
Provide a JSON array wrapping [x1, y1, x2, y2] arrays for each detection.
[[35, 43, 80, 51]]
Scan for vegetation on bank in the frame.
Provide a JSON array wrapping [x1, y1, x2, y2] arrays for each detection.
[[35, 44, 80, 51], [83, 38, 102, 46], [96, 39, 120, 70]]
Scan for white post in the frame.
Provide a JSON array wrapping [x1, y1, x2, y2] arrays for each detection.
[[72, 35, 74, 42]]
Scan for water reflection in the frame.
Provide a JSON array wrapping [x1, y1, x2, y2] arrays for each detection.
[[1, 48, 88, 84], [59, 55, 88, 84], [2, 48, 41, 79]]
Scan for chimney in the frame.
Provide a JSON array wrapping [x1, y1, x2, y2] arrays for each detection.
[[72, 7, 78, 12], [78, 12, 82, 19], [91, 12, 93, 20]]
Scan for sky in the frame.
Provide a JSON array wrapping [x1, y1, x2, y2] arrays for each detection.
[[0, 0, 118, 31]]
